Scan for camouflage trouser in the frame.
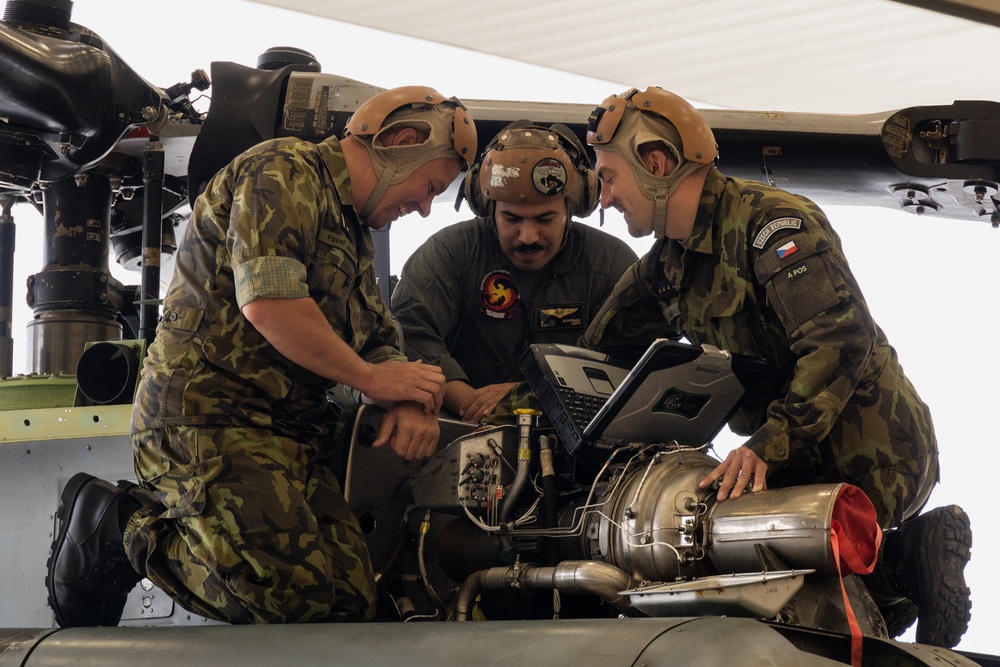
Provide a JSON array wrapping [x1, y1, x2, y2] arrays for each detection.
[[125, 426, 376, 624], [765, 450, 937, 531]]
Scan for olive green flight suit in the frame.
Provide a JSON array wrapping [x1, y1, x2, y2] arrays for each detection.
[[391, 216, 636, 406]]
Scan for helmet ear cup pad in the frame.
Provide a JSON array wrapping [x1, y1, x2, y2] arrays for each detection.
[[463, 161, 490, 218], [344, 85, 478, 169]]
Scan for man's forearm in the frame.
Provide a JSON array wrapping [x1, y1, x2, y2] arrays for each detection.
[[241, 296, 373, 390]]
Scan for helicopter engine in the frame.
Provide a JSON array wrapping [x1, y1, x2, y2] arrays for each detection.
[[403, 418, 880, 626]]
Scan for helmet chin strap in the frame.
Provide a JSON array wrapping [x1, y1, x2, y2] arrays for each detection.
[[652, 186, 669, 239], [648, 159, 702, 238], [561, 198, 574, 246], [358, 163, 399, 221]]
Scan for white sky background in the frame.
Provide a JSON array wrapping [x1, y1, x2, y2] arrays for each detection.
[[4, 0, 999, 654]]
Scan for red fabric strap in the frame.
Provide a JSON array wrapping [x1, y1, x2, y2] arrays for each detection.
[[828, 484, 883, 667], [831, 529, 864, 667]]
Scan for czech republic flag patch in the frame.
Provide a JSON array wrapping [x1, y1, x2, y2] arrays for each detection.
[[776, 239, 798, 259]]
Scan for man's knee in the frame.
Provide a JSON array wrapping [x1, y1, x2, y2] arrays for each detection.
[[225, 535, 377, 623]]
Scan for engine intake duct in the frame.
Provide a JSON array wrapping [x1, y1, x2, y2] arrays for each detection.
[[75, 339, 142, 405]]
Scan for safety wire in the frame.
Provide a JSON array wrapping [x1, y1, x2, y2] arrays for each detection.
[[459, 442, 645, 537], [603, 442, 713, 576], [459, 440, 712, 541]]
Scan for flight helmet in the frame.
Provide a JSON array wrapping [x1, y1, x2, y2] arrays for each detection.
[[586, 86, 717, 237], [345, 85, 477, 220], [462, 120, 599, 221]]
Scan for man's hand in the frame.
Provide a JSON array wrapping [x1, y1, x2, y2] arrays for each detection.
[[241, 298, 444, 412], [374, 401, 440, 461], [359, 360, 445, 414], [456, 382, 517, 423], [698, 445, 767, 501]]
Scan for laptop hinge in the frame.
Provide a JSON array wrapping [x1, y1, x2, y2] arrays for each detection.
[[695, 344, 732, 375]]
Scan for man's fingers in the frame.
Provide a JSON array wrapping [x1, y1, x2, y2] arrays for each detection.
[[372, 412, 396, 448], [730, 471, 752, 498], [752, 460, 767, 492], [394, 426, 438, 460], [391, 429, 413, 459], [464, 397, 487, 419], [415, 432, 438, 459], [698, 458, 728, 489]]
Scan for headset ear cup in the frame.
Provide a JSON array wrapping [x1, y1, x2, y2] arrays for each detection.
[[550, 123, 600, 219], [463, 163, 490, 218]]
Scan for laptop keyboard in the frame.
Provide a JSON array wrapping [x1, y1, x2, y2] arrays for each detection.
[[557, 386, 608, 426]]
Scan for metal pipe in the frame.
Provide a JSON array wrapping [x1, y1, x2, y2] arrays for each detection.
[[417, 510, 446, 619], [500, 410, 536, 525], [139, 136, 164, 344], [454, 560, 637, 621], [0, 617, 864, 667], [0, 198, 14, 376], [27, 172, 120, 374]]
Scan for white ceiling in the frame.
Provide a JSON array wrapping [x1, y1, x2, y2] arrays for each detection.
[[244, 0, 1000, 115]]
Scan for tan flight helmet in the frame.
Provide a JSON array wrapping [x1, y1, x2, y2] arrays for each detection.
[[586, 87, 718, 237], [462, 120, 599, 223], [345, 85, 477, 221]]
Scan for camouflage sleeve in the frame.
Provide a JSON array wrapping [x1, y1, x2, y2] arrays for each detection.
[[227, 141, 325, 309], [743, 212, 878, 464], [359, 334, 407, 365], [581, 252, 680, 365], [390, 234, 468, 381]]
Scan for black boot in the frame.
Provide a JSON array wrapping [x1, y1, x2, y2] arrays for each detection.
[[45, 473, 146, 627], [864, 555, 918, 638], [880, 598, 918, 638], [883, 505, 973, 648]]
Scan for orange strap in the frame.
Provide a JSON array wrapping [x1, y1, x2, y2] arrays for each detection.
[[829, 484, 883, 667], [831, 528, 864, 667]]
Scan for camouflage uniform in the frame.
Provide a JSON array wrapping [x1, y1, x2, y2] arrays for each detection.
[[128, 136, 402, 623], [583, 168, 938, 528]]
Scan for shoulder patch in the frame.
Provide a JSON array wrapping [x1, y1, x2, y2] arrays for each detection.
[[752, 217, 802, 250]]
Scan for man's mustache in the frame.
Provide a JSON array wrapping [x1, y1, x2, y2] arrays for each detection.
[[514, 243, 545, 253]]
